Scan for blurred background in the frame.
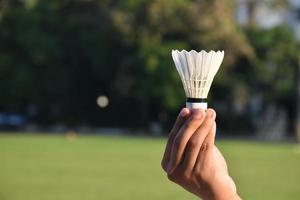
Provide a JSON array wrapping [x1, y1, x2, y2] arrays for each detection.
[[0, 0, 299, 199]]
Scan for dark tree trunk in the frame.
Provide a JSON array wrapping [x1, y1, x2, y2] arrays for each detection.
[[246, 0, 257, 27], [296, 55, 300, 143]]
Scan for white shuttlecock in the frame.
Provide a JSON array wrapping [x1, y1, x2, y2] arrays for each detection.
[[171, 49, 224, 110]]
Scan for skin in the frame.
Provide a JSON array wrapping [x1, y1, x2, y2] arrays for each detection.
[[161, 108, 242, 200]]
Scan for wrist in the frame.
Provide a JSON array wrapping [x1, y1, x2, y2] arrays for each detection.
[[201, 175, 238, 200]]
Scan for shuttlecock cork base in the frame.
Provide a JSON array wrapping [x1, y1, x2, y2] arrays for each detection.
[[172, 49, 224, 110], [186, 98, 208, 110]]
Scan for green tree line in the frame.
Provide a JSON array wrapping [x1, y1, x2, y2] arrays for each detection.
[[0, 0, 299, 135]]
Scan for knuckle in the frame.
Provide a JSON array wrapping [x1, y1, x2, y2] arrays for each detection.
[[168, 170, 189, 184], [184, 118, 201, 130], [196, 168, 214, 183], [191, 114, 204, 122], [202, 119, 214, 129], [188, 136, 199, 148], [196, 171, 206, 182], [200, 142, 209, 152], [183, 122, 193, 130], [180, 170, 190, 181], [173, 135, 182, 147], [167, 173, 177, 182]]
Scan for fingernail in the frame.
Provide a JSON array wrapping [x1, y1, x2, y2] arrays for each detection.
[[192, 109, 202, 119], [180, 108, 188, 117], [207, 110, 214, 118]]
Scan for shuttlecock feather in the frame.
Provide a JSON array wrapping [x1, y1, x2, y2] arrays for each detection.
[[172, 50, 224, 109]]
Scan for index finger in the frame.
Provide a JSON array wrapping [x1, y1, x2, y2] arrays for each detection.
[[161, 108, 190, 172]]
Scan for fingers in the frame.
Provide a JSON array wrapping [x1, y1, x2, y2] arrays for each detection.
[[204, 121, 216, 148], [181, 109, 216, 173], [170, 108, 191, 136], [167, 109, 205, 174], [194, 111, 217, 172], [161, 108, 191, 172]]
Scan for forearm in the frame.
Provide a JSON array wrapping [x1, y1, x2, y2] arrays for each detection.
[[200, 174, 241, 200], [202, 192, 241, 200]]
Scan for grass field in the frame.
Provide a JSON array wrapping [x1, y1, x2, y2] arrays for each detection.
[[0, 134, 299, 200]]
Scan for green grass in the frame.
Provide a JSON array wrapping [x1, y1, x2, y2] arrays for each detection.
[[0, 134, 299, 200]]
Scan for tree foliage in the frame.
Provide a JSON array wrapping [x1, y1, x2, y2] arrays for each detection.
[[0, 0, 298, 133]]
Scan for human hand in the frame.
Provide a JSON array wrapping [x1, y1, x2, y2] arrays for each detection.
[[161, 108, 241, 200]]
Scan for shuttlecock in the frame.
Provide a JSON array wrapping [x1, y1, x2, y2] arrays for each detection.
[[171, 50, 224, 110]]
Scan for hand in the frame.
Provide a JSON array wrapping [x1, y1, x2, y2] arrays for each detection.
[[161, 108, 241, 200]]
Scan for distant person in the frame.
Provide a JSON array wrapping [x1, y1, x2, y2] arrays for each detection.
[[161, 108, 241, 200]]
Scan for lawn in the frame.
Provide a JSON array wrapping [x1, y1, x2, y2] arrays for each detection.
[[0, 134, 299, 200]]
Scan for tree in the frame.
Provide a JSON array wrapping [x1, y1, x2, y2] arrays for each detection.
[[109, 0, 254, 121], [247, 26, 299, 137], [297, 55, 300, 143], [0, 0, 298, 135]]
